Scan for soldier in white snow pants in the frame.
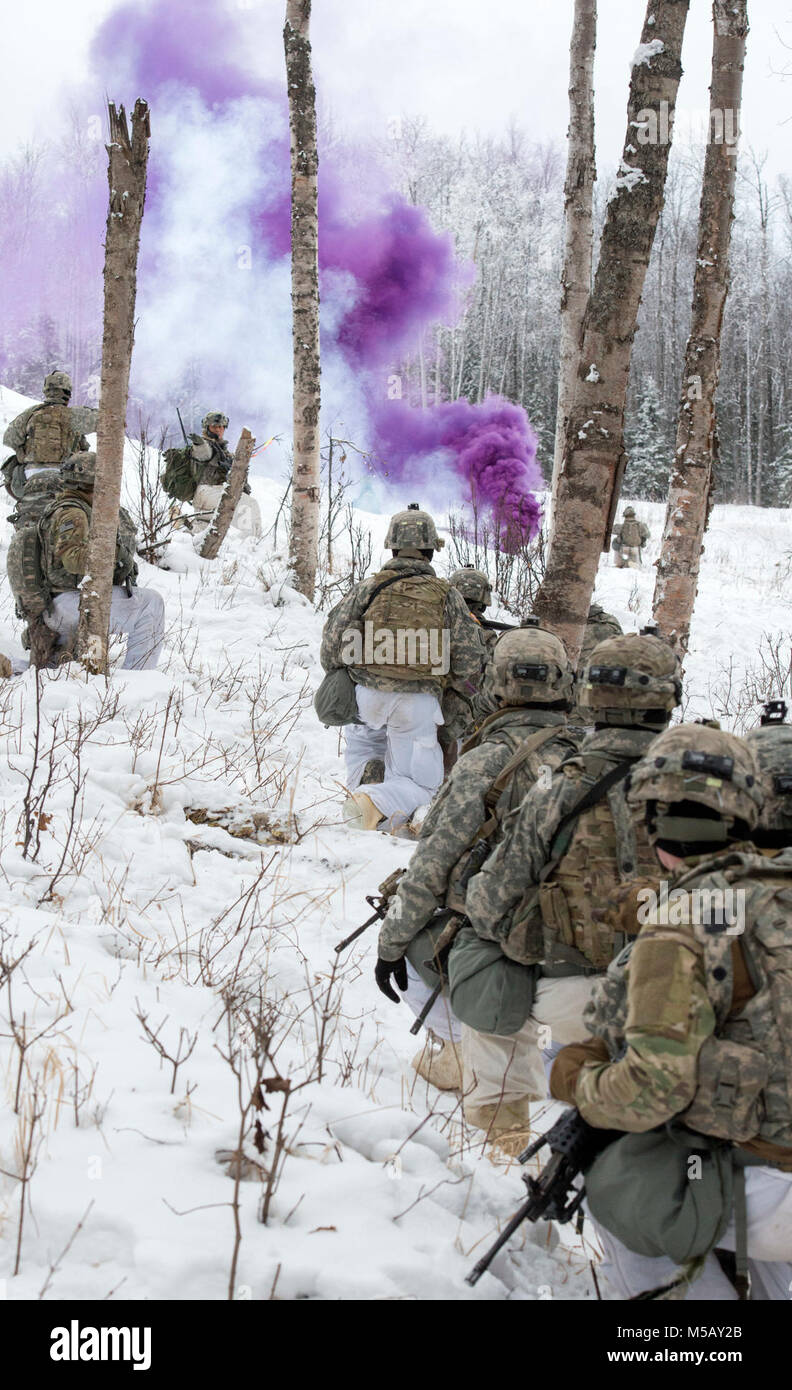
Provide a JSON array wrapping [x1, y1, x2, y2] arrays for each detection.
[[344, 686, 444, 827], [590, 1170, 792, 1301], [192, 484, 262, 539], [44, 587, 165, 670]]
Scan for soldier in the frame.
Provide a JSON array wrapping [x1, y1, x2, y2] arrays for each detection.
[[438, 567, 497, 772], [459, 633, 681, 1145], [374, 625, 580, 1089], [611, 505, 649, 568], [551, 725, 792, 1300], [2, 371, 97, 506], [7, 452, 164, 670], [569, 602, 623, 727], [162, 411, 261, 539], [319, 504, 483, 831], [745, 712, 792, 853]]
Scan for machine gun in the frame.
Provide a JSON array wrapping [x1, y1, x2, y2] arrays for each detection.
[[466, 1110, 618, 1287]]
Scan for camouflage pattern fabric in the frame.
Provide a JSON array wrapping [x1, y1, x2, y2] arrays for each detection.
[[384, 506, 443, 552], [465, 725, 663, 955], [613, 517, 650, 550], [3, 403, 96, 467], [573, 848, 792, 1150], [39, 496, 138, 594], [377, 707, 580, 962], [188, 432, 235, 489], [569, 605, 624, 726], [438, 617, 492, 747], [320, 557, 482, 697], [746, 722, 792, 843]]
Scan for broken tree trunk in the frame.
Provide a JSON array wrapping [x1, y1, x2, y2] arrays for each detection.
[[197, 429, 255, 560], [653, 0, 747, 654], [284, 0, 321, 602], [548, 0, 597, 541], [77, 99, 149, 675], [532, 0, 690, 663]]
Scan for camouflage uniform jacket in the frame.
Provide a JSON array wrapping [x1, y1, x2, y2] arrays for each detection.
[[320, 557, 483, 696], [465, 725, 661, 948], [3, 403, 97, 465], [40, 495, 138, 593], [561, 848, 792, 1166], [378, 708, 580, 962], [189, 434, 235, 488]]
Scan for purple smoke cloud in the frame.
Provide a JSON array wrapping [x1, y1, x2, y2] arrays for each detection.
[[0, 0, 542, 537], [371, 395, 543, 542]]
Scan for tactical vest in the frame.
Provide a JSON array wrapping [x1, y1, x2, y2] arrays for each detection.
[[361, 568, 449, 683], [25, 404, 78, 465], [585, 850, 792, 1151], [199, 439, 234, 487], [620, 518, 642, 549]]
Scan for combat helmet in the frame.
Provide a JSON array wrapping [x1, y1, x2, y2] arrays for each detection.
[[384, 502, 444, 554], [450, 565, 491, 610], [43, 371, 72, 402], [745, 716, 792, 848], [623, 506, 636, 519], [59, 451, 96, 489], [577, 633, 681, 729], [628, 723, 763, 854], [482, 625, 574, 708], [202, 411, 229, 432]]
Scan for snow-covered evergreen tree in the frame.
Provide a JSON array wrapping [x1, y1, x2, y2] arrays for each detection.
[[623, 374, 672, 500]]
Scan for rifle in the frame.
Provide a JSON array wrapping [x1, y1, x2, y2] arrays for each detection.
[[479, 617, 518, 633], [466, 1110, 618, 1286], [334, 868, 405, 954], [176, 407, 190, 448]]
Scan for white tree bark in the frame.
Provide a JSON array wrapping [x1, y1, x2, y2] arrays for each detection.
[[285, 0, 321, 601], [652, 0, 748, 654], [548, 0, 597, 539]]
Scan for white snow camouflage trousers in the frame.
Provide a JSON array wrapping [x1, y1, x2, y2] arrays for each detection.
[[44, 586, 165, 670], [192, 483, 262, 539], [590, 1167, 792, 1300], [344, 686, 444, 825]]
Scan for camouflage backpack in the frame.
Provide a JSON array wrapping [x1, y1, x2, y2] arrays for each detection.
[[26, 403, 78, 465], [584, 848, 792, 1149], [362, 568, 450, 684], [8, 494, 138, 620], [620, 517, 642, 548], [160, 446, 196, 502]]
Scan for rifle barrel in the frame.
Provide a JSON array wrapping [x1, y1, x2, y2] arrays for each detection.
[[408, 979, 443, 1036], [465, 1195, 536, 1287], [333, 906, 382, 954]]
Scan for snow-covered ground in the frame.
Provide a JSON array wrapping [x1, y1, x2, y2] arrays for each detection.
[[0, 384, 787, 1301]]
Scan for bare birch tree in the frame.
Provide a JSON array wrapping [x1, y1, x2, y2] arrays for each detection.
[[653, 1, 748, 653], [77, 100, 149, 674], [548, 0, 597, 540], [285, 0, 321, 601], [532, 0, 690, 662]]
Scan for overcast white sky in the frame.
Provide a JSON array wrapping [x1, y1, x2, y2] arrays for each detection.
[[3, 0, 791, 175]]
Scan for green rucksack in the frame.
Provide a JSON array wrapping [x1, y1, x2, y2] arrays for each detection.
[[160, 446, 196, 502]]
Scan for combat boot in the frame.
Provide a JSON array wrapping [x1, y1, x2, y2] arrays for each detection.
[[464, 1099, 533, 1157], [411, 1033, 463, 1091], [342, 792, 384, 832]]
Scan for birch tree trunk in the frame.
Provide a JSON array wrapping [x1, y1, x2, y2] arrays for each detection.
[[285, 0, 321, 602], [652, 0, 747, 653], [77, 100, 149, 675], [532, 0, 689, 662], [548, 0, 597, 539], [196, 429, 255, 560]]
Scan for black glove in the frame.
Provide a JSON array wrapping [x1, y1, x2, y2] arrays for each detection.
[[375, 956, 408, 1004], [242, 481, 251, 494]]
